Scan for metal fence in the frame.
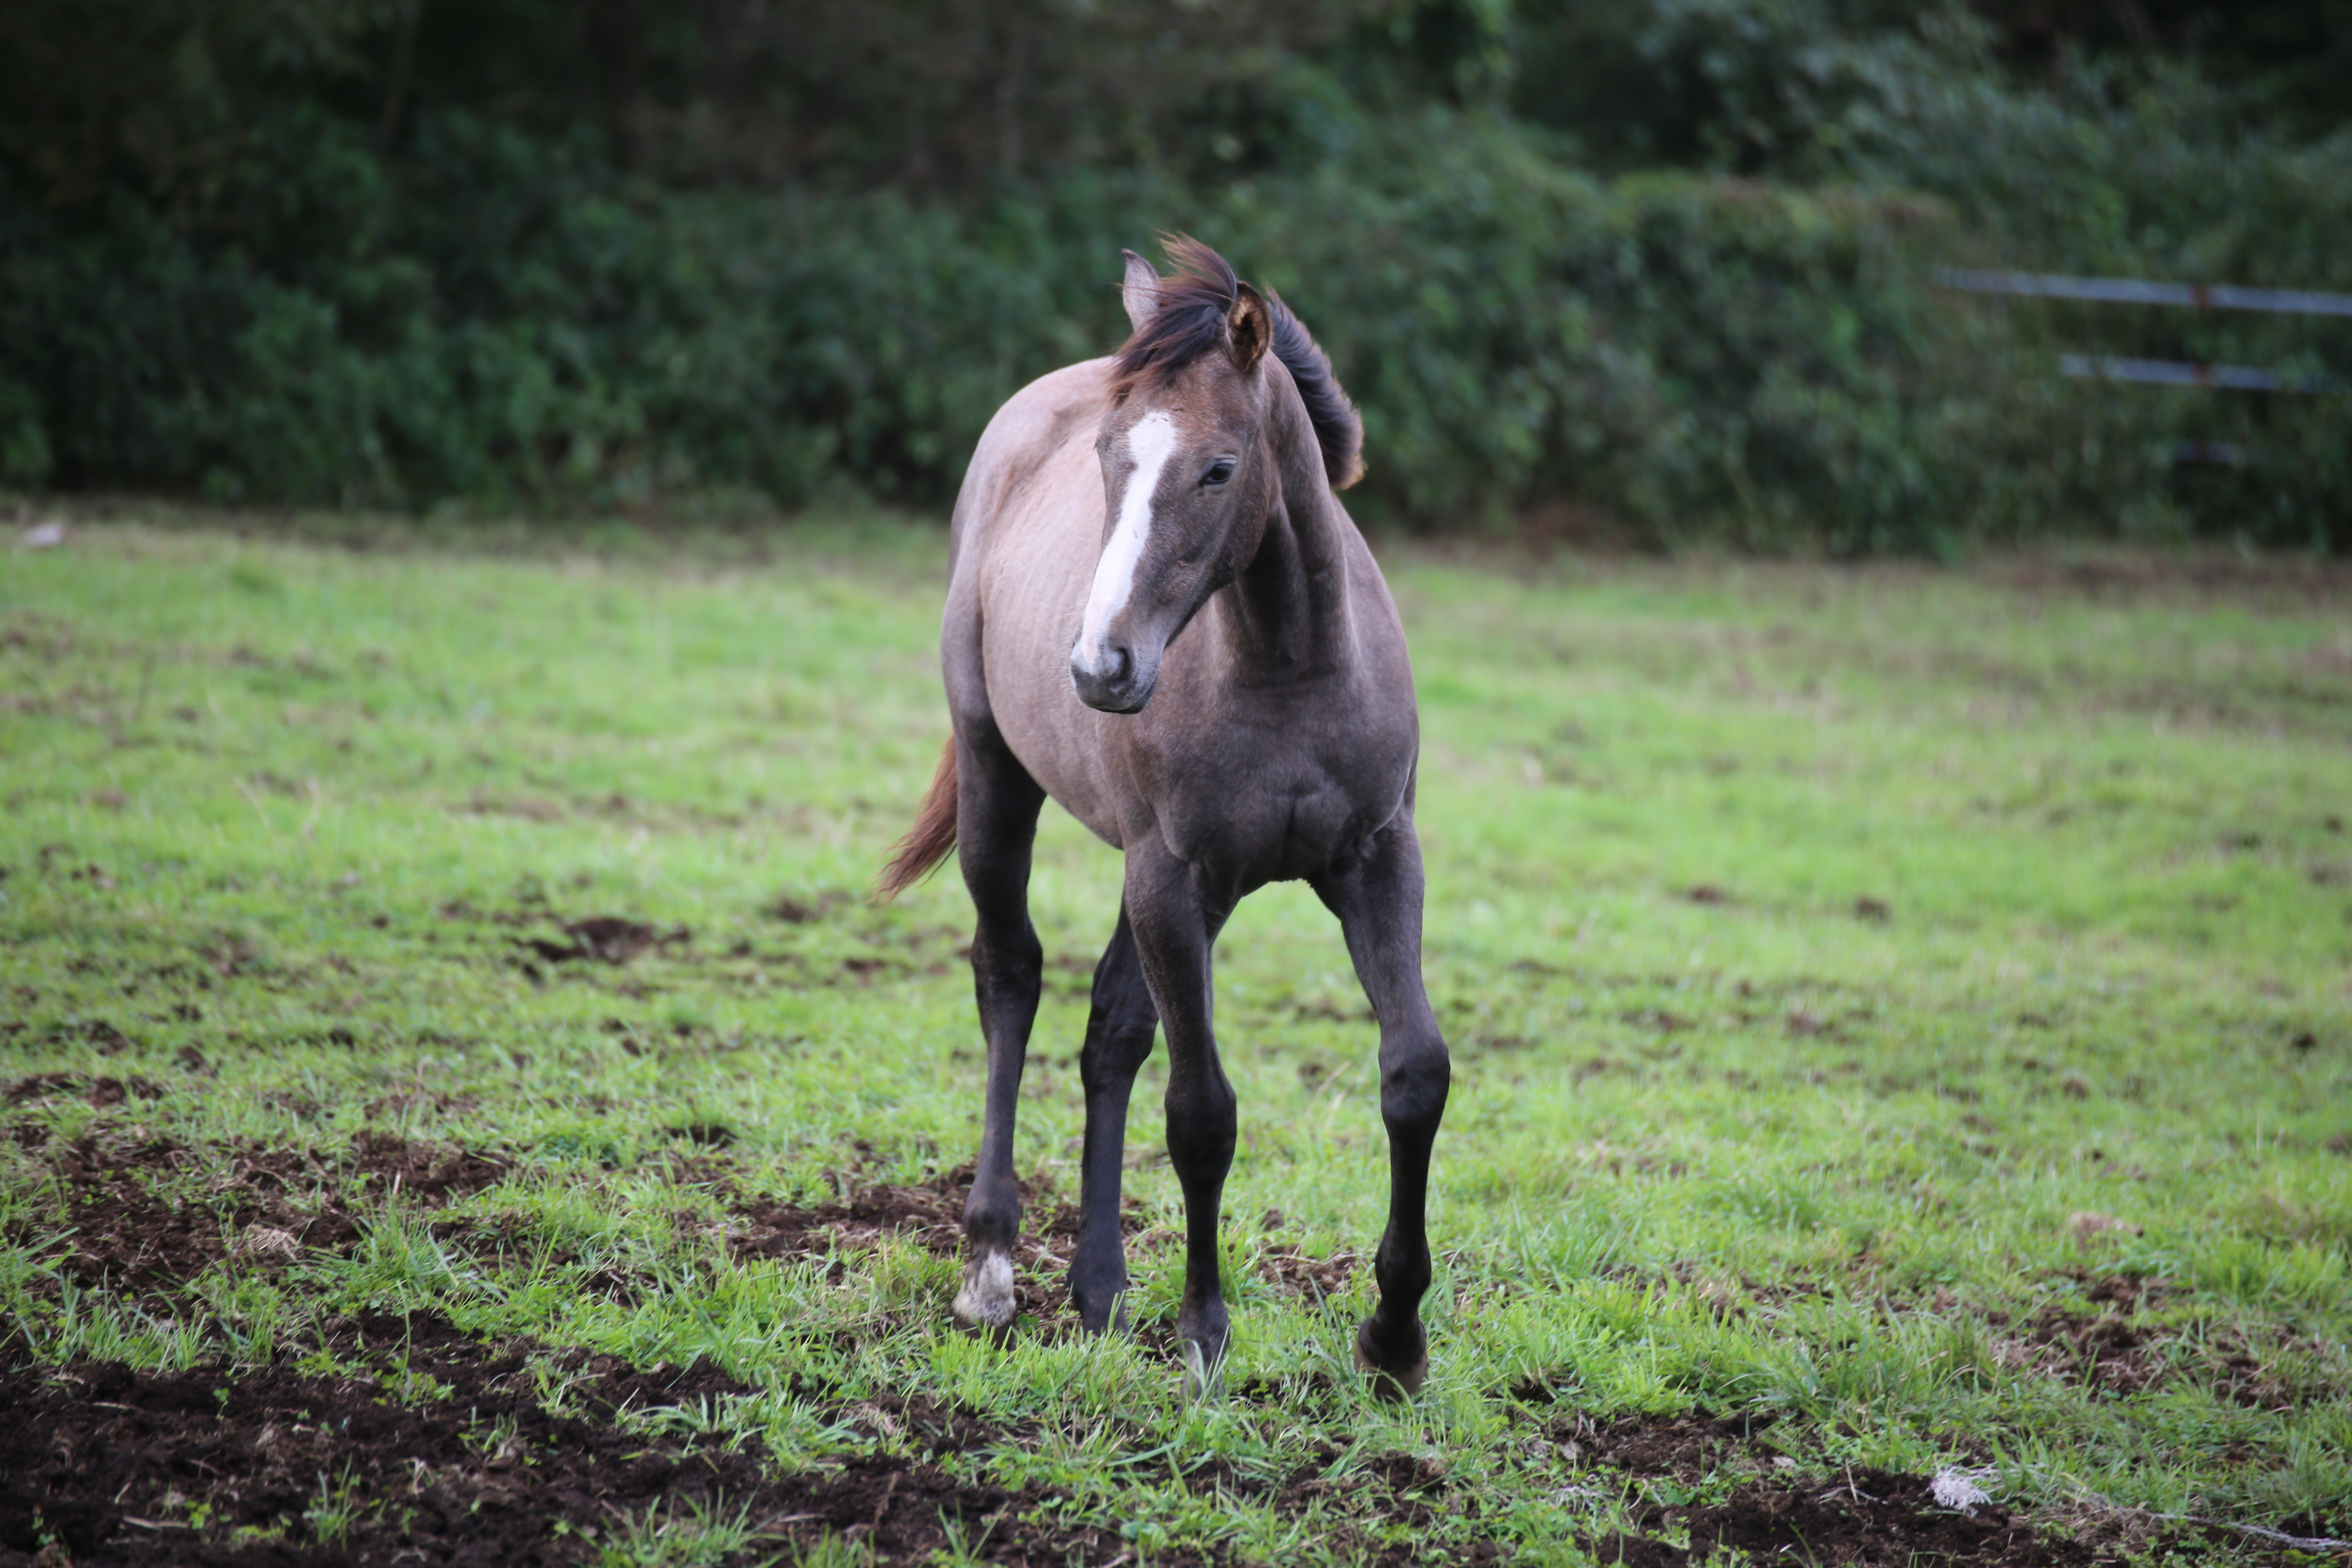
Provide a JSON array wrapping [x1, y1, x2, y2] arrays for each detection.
[[1932, 268, 2352, 320], [1933, 268, 2351, 463]]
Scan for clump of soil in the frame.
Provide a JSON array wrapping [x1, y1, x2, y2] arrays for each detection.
[[2007, 1306, 2172, 1394], [517, 915, 689, 966], [4, 1132, 509, 1294], [725, 1168, 1162, 1325], [345, 1129, 508, 1199], [3, 1074, 165, 1109], [1555, 1411, 1783, 1483], [1523, 1412, 2160, 1567], [1256, 1243, 1358, 1299], [0, 1312, 1140, 1568], [1637, 1467, 2119, 1566], [731, 1174, 971, 1262]]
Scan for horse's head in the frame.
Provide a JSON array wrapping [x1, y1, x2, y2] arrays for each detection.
[[1071, 241, 1283, 715]]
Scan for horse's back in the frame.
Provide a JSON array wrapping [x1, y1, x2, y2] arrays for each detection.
[[949, 359, 1111, 567]]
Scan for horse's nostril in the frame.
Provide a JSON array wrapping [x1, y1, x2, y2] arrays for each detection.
[[1105, 644, 1132, 684]]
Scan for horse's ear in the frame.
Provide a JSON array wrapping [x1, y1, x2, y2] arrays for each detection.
[[1228, 284, 1271, 372], [1121, 249, 1163, 332]]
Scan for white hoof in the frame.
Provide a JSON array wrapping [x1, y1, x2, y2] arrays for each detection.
[[952, 1251, 1017, 1331]]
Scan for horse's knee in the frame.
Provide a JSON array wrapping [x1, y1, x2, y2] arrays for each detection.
[[971, 922, 1042, 986], [1163, 1075, 1236, 1181], [1080, 1020, 1154, 1093], [1379, 1035, 1450, 1135]]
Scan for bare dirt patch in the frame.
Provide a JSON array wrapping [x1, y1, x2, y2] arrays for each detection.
[[1551, 1411, 1785, 1483], [4, 1073, 166, 1109], [2004, 1305, 2177, 1395], [1626, 1467, 2118, 1567], [0, 1312, 1143, 1568], [515, 915, 690, 967], [1256, 1243, 1358, 1300], [1992, 550, 2352, 610], [4, 1132, 508, 1294], [725, 1167, 1164, 1326], [1518, 1411, 2203, 1567], [0, 1336, 2292, 1568]]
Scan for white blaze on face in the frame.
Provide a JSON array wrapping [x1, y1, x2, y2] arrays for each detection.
[[1077, 410, 1179, 671]]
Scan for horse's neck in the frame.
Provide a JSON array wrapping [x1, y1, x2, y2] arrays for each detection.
[[1219, 394, 1354, 673]]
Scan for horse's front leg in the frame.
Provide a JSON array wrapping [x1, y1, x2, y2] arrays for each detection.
[[1312, 814, 1451, 1398], [1072, 905, 1159, 1332], [951, 725, 1047, 1337], [1123, 841, 1236, 1390]]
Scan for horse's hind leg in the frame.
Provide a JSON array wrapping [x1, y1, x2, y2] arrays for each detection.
[[1312, 815, 1451, 1398], [1071, 905, 1159, 1332], [951, 722, 1047, 1336]]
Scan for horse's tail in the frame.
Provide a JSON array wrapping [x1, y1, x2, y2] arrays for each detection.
[[876, 738, 959, 900]]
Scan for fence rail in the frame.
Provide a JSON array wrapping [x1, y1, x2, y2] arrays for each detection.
[[2058, 353, 2346, 394], [1937, 267, 2346, 468], [1933, 268, 2352, 319]]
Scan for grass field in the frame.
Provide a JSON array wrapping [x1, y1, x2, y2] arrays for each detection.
[[2, 510, 2348, 1567]]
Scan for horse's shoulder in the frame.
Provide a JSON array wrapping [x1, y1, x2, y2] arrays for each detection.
[[953, 359, 1112, 560]]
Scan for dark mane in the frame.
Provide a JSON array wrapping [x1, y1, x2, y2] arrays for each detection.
[[1264, 286, 1365, 491], [1109, 236, 1241, 400], [1111, 236, 1366, 492]]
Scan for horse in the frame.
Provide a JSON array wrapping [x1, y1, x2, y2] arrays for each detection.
[[877, 237, 1450, 1397]]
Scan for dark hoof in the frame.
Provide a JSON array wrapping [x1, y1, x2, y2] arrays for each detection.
[[1180, 1335, 1226, 1401], [1071, 1278, 1132, 1336], [1075, 1298, 1132, 1337], [1355, 1319, 1428, 1401]]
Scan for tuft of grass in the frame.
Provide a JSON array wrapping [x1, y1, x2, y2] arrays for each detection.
[[595, 1494, 780, 1568]]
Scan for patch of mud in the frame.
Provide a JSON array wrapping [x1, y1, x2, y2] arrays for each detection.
[[1175, 1447, 1506, 1566], [767, 890, 851, 924], [344, 1129, 508, 1200], [1994, 1274, 2290, 1404], [3, 1073, 165, 1109], [4, 1133, 509, 1294], [1633, 1467, 2119, 1566], [2002, 1307, 2176, 1394], [1568, 1419, 2125, 1566], [1256, 1243, 1358, 1299], [730, 1174, 971, 1263], [1521, 1412, 2191, 1567], [726, 1168, 1163, 1326], [0, 1313, 1140, 1568], [1994, 551, 2352, 609], [1549, 1412, 1784, 1484], [516, 915, 689, 967]]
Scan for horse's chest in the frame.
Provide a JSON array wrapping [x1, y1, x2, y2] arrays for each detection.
[[1145, 704, 1414, 880]]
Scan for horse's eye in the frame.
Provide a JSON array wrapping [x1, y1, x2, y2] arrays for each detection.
[[1202, 458, 1237, 488]]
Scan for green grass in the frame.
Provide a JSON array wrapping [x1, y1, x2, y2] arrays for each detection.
[[3, 510, 2349, 1564]]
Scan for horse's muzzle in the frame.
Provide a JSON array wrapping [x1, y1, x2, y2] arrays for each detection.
[[1070, 639, 1155, 713]]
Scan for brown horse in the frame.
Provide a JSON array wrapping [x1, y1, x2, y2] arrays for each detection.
[[879, 238, 1449, 1396]]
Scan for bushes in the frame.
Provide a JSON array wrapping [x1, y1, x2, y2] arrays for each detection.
[[0, 109, 2019, 550], [1210, 120, 2018, 551], [2, 64, 2346, 551]]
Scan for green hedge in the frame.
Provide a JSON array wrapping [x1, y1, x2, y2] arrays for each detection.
[[2, 92, 2344, 551]]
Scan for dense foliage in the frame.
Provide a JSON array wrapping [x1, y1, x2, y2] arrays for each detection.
[[1, 0, 2346, 550]]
